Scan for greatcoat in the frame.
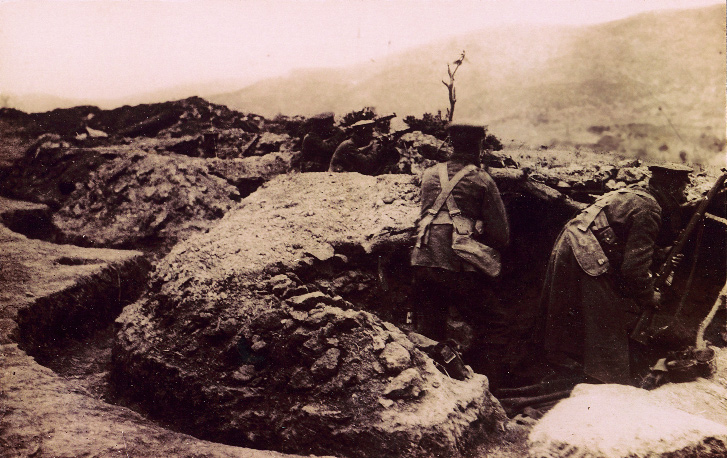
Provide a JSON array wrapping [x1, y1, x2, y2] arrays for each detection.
[[541, 185, 663, 384]]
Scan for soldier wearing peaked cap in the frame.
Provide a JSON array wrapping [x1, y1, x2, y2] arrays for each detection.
[[410, 123, 510, 381], [299, 112, 344, 172], [539, 162, 693, 385], [328, 120, 383, 174]]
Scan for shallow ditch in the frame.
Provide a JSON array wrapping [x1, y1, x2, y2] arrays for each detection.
[[10, 186, 727, 458]]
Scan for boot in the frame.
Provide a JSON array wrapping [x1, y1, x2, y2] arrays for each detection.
[[431, 342, 472, 381]]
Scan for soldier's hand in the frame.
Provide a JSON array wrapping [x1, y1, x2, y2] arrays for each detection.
[[648, 291, 662, 310], [670, 253, 685, 269]]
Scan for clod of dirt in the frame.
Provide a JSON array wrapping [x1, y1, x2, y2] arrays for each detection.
[[113, 172, 507, 458]]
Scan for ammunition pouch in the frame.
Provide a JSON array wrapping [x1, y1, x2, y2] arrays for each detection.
[[451, 231, 502, 278], [414, 163, 501, 278]]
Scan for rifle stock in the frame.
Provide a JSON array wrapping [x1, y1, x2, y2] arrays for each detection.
[[630, 169, 727, 344]]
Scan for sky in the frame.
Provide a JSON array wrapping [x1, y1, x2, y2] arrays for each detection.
[[0, 0, 722, 102]]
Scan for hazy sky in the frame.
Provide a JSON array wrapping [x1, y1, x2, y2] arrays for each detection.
[[0, 0, 722, 101]]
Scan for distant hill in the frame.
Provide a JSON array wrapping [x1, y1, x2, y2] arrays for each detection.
[[210, 4, 726, 163], [2, 93, 89, 113]]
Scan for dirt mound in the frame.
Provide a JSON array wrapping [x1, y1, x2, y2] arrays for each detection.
[[529, 350, 727, 457], [113, 173, 507, 458], [51, 150, 241, 254], [0, 199, 315, 458], [1, 342, 309, 458]]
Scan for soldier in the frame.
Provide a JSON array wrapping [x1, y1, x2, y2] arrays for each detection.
[[298, 112, 342, 172], [328, 119, 382, 174], [410, 123, 510, 380], [540, 163, 693, 385]]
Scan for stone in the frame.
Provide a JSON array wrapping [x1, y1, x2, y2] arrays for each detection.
[[529, 383, 727, 458], [287, 291, 330, 311], [408, 332, 438, 352], [618, 159, 641, 168], [383, 368, 424, 400], [288, 368, 314, 390], [372, 335, 387, 352], [311, 347, 341, 380], [231, 365, 257, 383], [271, 278, 294, 297], [251, 310, 287, 332], [304, 242, 335, 261], [616, 167, 647, 183], [380, 342, 411, 374], [379, 398, 395, 409], [605, 179, 626, 191]]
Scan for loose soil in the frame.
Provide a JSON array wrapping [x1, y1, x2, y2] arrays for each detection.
[[2, 99, 726, 458]]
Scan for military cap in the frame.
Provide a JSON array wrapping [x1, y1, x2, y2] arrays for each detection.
[[350, 119, 375, 129], [648, 163, 692, 177], [312, 112, 335, 121], [447, 123, 486, 142]]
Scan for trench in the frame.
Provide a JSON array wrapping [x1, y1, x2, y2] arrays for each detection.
[[8, 187, 727, 457]]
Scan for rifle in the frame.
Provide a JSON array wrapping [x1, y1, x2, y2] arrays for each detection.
[[375, 113, 397, 124], [630, 169, 727, 345]]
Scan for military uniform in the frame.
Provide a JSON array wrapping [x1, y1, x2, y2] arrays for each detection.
[[410, 123, 509, 379], [328, 138, 382, 174], [328, 120, 384, 174], [541, 164, 692, 385], [299, 112, 341, 172], [300, 132, 340, 172]]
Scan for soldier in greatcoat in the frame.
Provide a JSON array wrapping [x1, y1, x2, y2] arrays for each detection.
[[540, 163, 693, 385]]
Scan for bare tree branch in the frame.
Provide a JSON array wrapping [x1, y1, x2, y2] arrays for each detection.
[[442, 50, 466, 122]]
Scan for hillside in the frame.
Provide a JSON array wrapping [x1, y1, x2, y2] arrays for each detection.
[[211, 5, 726, 164]]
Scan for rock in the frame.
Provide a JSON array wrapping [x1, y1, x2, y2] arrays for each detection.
[[380, 342, 411, 373], [379, 398, 395, 409], [372, 335, 387, 352], [304, 242, 335, 261], [384, 368, 424, 400], [281, 284, 310, 299], [255, 132, 292, 155], [311, 347, 341, 380], [408, 332, 438, 352], [251, 310, 287, 332], [616, 167, 647, 183], [529, 383, 727, 458], [286, 291, 329, 310], [231, 365, 257, 383], [618, 159, 641, 167], [605, 179, 626, 191], [288, 367, 314, 390]]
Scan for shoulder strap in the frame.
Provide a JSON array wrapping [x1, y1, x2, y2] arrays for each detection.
[[415, 163, 476, 247], [619, 187, 658, 204], [576, 186, 657, 232], [421, 163, 476, 219]]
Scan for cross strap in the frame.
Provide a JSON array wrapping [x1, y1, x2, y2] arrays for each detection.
[[415, 163, 476, 247], [423, 162, 476, 218]]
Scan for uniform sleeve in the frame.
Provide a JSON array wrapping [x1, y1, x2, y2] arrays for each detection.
[[620, 203, 661, 299], [479, 173, 510, 250], [302, 135, 325, 160], [328, 140, 353, 172]]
